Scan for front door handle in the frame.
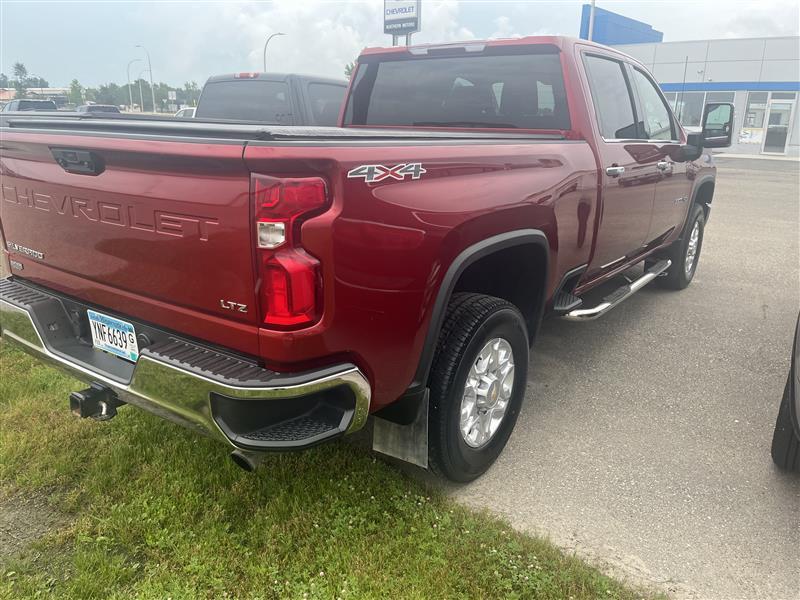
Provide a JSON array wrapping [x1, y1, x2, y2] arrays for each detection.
[[605, 166, 625, 177], [656, 161, 672, 171]]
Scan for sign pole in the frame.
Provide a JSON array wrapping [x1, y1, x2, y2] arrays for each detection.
[[392, 34, 398, 47]]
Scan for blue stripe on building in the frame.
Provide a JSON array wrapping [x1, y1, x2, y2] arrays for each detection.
[[659, 81, 800, 92]]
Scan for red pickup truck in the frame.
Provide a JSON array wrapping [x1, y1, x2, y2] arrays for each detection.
[[0, 37, 733, 481]]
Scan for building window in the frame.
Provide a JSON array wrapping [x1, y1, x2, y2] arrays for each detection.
[[739, 92, 769, 146], [706, 92, 735, 103]]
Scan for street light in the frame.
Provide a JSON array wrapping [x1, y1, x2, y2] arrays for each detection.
[[126, 59, 141, 111], [262, 32, 286, 72], [587, 0, 596, 41], [137, 68, 150, 113], [135, 44, 157, 113]]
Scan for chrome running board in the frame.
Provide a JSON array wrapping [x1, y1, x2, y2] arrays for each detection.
[[562, 259, 671, 322]]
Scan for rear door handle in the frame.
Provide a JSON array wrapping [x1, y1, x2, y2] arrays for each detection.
[[656, 161, 672, 171], [605, 166, 625, 177]]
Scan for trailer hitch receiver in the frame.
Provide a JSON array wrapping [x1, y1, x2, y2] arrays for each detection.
[[69, 383, 124, 421]]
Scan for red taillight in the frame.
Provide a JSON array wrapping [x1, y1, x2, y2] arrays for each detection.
[[234, 72, 259, 79], [252, 174, 329, 329]]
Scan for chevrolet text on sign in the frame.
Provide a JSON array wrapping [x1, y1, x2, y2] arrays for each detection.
[[384, 0, 421, 35]]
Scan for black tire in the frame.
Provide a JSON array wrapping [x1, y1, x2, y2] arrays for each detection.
[[771, 372, 800, 472], [428, 293, 529, 482], [657, 203, 705, 290]]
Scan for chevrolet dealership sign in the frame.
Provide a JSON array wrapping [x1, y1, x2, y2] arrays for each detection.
[[384, 0, 421, 35]]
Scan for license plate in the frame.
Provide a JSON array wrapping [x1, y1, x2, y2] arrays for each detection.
[[87, 309, 139, 363]]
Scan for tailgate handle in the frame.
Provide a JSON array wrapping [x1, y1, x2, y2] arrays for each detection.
[[51, 148, 105, 176]]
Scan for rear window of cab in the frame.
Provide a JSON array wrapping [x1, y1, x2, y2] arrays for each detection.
[[344, 46, 569, 131]]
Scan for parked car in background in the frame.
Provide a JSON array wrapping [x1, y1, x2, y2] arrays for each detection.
[[1, 99, 57, 111], [0, 37, 734, 482], [772, 315, 800, 472], [194, 72, 346, 125], [174, 107, 195, 118], [76, 104, 121, 114]]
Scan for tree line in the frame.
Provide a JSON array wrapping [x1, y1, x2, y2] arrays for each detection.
[[2, 62, 201, 112]]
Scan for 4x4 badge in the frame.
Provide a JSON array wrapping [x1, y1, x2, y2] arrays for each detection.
[[347, 163, 426, 183]]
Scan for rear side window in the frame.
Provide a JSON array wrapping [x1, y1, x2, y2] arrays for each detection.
[[345, 49, 570, 130], [583, 55, 637, 139], [630, 68, 674, 140], [307, 83, 346, 126], [196, 80, 292, 123]]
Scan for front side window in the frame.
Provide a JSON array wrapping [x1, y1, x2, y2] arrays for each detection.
[[631, 68, 674, 140], [583, 54, 637, 139], [674, 92, 705, 127], [345, 49, 570, 130]]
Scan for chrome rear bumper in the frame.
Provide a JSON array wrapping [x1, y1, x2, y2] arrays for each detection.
[[0, 277, 371, 450]]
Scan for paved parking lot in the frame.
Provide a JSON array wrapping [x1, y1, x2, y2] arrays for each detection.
[[450, 158, 800, 599]]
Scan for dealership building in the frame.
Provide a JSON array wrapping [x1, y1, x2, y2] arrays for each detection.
[[614, 37, 800, 156], [581, 6, 800, 156]]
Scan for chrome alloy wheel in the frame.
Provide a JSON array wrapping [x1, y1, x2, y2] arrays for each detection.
[[685, 220, 700, 277], [459, 337, 515, 448]]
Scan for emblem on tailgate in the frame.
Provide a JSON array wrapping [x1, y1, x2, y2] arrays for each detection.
[[347, 163, 426, 183], [2, 186, 219, 241], [219, 299, 248, 313], [6, 241, 44, 260]]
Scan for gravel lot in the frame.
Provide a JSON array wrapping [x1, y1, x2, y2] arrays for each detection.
[[450, 157, 800, 599]]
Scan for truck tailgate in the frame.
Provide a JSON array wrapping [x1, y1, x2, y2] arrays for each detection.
[[0, 132, 260, 355]]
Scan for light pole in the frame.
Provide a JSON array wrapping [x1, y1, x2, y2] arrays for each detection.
[[587, 0, 596, 41], [262, 32, 286, 72], [135, 44, 157, 113], [126, 59, 141, 111], [137, 68, 150, 113]]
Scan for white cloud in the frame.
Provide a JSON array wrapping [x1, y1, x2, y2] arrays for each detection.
[[149, 0, 480, 83], [2, 1, 798, 87]]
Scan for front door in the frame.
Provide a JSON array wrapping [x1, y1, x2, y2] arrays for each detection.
[[762, 101, 795, 154], [627, 66, 693, 244], [582, 53, 655, 274]]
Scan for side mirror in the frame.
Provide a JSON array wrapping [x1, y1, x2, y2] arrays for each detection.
[[701, 102, 734, 148], [677, 132, 703, 162]]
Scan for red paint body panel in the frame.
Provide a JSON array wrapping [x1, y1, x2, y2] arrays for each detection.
[[244, 142, 597, 407], [0, 36, 715, 412]]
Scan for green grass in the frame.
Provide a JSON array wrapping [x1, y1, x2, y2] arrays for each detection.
[[0, 342, 657, 599]]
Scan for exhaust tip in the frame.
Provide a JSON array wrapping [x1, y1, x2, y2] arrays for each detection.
[[230, 449, 260, 472]]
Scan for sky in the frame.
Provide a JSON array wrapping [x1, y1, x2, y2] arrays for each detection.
[[1, 0, 799, 88]]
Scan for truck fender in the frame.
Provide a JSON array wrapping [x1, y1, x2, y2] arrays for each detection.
[[377, 229, 549, 425], [685, 175, 716, 232]]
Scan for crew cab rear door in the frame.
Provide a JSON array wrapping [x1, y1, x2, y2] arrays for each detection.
[[581, 52, 656, 275]]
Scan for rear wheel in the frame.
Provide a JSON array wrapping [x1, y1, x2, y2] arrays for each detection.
[[771, 372, 800, 472], [428, 293, 529, 482], [657, 203, 705, 290]]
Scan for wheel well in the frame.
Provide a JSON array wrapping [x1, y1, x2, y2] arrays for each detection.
[[694, 180, 714, 220], [451, 243, 547, 337]]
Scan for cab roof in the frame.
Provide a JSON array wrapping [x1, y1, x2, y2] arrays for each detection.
[[358, 35, 611, 58]]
